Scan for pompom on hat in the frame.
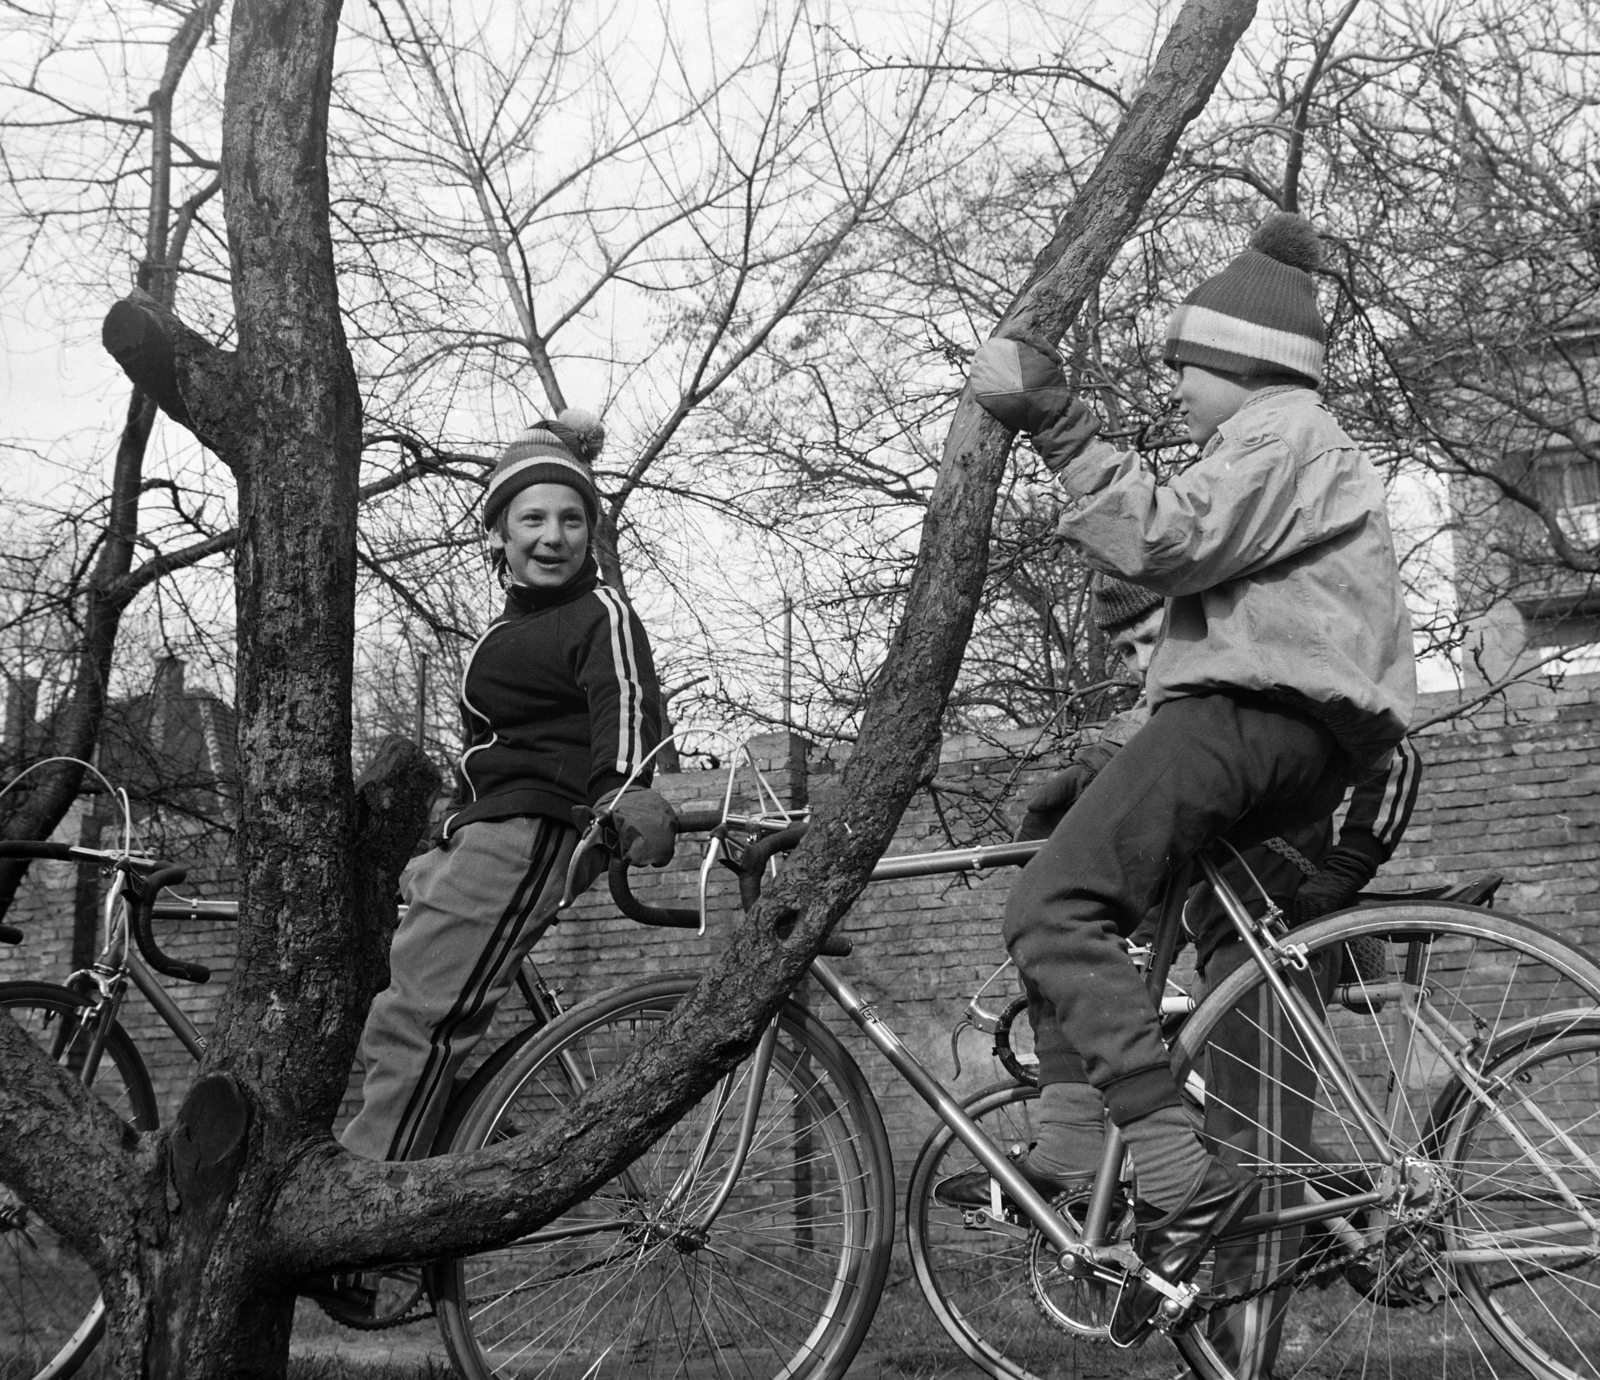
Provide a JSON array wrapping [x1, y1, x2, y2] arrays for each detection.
[[1163, 212, 1326, 386], [1091, 572, 1163, 634], [482, 408, 605, 531]]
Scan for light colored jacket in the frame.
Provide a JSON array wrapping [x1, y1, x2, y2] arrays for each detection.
[[1048, 385, 1415, 773]]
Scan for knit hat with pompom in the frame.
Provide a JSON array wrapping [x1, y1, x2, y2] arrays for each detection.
[[482, 408, 605, 530], [1091, 572, 1164, 634], [1163, 212, 1326, 385]]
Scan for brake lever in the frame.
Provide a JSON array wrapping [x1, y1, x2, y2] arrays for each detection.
[[559, 813, 611, 910]]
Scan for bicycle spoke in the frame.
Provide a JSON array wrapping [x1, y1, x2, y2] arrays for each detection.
[[1168, 908, 1600, 1380], [436, 980, 891, 1380]]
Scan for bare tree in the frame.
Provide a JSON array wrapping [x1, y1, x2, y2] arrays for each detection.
[[0, 0, 1256, 1374], [0, 0, 236, 923]]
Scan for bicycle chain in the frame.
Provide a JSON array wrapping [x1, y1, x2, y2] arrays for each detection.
[[315, 1274, 433, 1331]]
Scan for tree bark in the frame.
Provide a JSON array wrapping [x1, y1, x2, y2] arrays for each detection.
[[1, 0, 1258, 1374]]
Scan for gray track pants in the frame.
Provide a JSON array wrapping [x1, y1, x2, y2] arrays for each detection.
[[341, 814, 577, 1161]]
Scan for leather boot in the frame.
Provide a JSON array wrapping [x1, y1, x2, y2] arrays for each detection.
[[934, 1149, 1094, 1210], [1109, 1155, 1258, 1347]]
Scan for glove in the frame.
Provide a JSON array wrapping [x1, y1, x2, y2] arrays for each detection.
[[609, 788, 677, 867], [1034, 399, 1102, 472], [1290, 844, 1378, 926], [969, 334, 1075, 437], [1015, 762, 1096, 842]]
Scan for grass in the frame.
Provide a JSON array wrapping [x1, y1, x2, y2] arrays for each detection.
[[8, 1256, 1578, 1380]]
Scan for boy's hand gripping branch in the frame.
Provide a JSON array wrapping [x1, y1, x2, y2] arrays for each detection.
[[968, 333, 1102, 469]]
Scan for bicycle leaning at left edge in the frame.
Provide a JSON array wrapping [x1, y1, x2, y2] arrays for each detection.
[[0, 788, 727, 1380]]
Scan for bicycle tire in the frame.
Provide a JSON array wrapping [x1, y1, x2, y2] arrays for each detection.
[[906, 1080, 1136, 1379], [1161, 903, 1600, 1380], [1436, 1018, 1600, 1380], [0, 981, 158, 1380], [432, 975, 895, 1380]]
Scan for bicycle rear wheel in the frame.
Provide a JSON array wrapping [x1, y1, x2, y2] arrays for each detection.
[[433, 975, 895, 1380], [0, 982, 157, 1380], [1163, 903, 1600, 1380], [1438, 1019, 1600, 1380]]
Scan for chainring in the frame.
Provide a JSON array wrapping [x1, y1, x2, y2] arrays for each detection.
[[316, 1266, 432, 1331], [1025, 1188, 1136, 1341]]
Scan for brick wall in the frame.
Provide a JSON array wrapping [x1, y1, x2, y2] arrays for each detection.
[[7, 680, 1600, 1182]]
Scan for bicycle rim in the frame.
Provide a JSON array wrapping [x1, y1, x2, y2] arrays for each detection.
[[434, 976, 894, 1380], [1165, 903, 1600, 1380], [0, 982, 157, 1380], [1441, 1022, 1600, 1380]]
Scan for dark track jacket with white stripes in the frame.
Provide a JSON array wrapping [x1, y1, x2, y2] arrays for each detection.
[[443, 557, 661, 838], [1334, 733, 1422, 868]]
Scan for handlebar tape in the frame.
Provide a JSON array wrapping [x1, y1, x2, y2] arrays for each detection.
[[672, 807, 727, 835], [729, 823, 850, 957], [734, 825, 811, 911], [0, 841, 79, 861], [607, 860, 701, 929], [130, 863, 212, 984]]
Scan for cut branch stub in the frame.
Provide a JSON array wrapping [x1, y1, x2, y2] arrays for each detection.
[[352, 734, 441, 963], [101, 288, 241, 459]]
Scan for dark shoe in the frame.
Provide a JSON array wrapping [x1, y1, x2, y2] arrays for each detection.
[[297, 1271, 378, 1321], [934, 1151, 1095, 1210], [1108, 1157, 1258, 1347]]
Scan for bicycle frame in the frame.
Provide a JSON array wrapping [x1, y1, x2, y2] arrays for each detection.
[[660, 831, 1600, 1331]]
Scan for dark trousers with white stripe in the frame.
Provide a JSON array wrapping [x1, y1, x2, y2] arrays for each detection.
[[1005, 693, 1347, 1124], [341, 815, 576, 1162]]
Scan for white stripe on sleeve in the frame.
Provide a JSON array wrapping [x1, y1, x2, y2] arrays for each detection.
[[596, 588, 645, 774]]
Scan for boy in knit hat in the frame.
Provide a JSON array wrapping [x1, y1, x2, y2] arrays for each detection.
[[942, 572, 1419, 1375], [966, 213, 1416, 1345], [339, 409, 675, 1169]]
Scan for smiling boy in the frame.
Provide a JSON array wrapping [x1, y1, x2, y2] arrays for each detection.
[[967, 213, 1416, 1344], [340, 411, 674, 1172]]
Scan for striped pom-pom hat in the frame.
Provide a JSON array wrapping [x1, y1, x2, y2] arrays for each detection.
[[482, 408, 605, 530], [1163, 212, 1326, 386]]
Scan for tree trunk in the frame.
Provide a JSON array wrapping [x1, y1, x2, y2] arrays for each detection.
[[0, 1, 1257, 1376]]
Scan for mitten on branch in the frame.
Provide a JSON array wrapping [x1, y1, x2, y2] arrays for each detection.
[[969, 333, 1100, 469], [969, 334, 1073, 436]]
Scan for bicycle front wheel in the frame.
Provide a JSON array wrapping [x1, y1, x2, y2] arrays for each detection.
[[433, 975, 895, 1380], [906, 1080, 1134, 1379], [0, 981, 157, 1380], [1164, 903, 1600, 1380]]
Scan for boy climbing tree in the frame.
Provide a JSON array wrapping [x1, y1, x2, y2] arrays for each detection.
[[966, 212, 1416, 1344]]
